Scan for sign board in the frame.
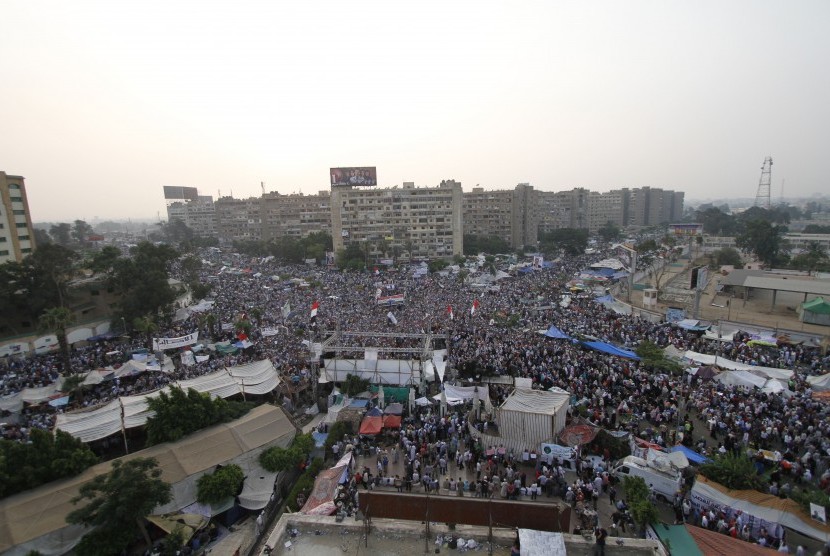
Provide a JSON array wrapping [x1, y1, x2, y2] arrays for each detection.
[[690, 265, 709, 290], [163, 186, 199, 200], [669, 223, 704, 237], [330, 167, 377, 186], [666, 307, 686, 323]]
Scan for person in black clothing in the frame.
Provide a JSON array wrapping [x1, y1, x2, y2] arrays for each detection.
[[594, 527, 608, 556]]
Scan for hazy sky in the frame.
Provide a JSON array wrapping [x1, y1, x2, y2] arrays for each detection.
[[2, 1, 828, 222]]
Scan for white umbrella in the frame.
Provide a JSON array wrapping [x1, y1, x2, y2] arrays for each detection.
[[378, 385, 385, 410]]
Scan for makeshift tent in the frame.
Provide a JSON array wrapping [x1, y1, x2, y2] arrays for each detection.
[[691, 475, 830, 543], [382, 415, 402, 429], [650, 524, 702, 556], [669, 445, 711, 465], [715, 370, 768, 389], [492, 388, 569, 454], [383, 403, 403, 415], [695, 366, 719, 380], [300, 452, 354, 516], [683, 351, 793, 380], [56, 360, 282, 443], [807, 373, 830, 392], [582, 341, 640, 360], [684, 523, 781, 556], [359, 409, 383, 435], [798, 297, 830, 326], [675, 319, 711, 332], [369, 385, 409, 404], [146, 513, 208, 542], [431, 384, 492, 406], [0, 405, 295, 556]]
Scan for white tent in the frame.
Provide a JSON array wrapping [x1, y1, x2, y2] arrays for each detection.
[[807, 373, 830, 392], [684, 351, 793, 380], [493, 388, 569, 454], [714, 370, 768, 389]]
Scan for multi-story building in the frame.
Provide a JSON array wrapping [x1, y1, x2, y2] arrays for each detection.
[[588, 189, 630, 233], [537, 188, 590, 233], [261, 191, 331, 241], [214, 196, 262, 244], [462, 184, 537, 249], [330, 180, 463, 260], [0, 171, 36, 263], [587, 187, 683, 232], [166, 196, 217, 237]]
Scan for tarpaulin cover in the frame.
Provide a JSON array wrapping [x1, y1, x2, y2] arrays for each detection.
[[669, 445, 711, 465], [518, 529, 566, 556], [359, 416, 382, 435], [543, 326, 572, 339], [807, 373, 830, 392], [675, 319, 711, 331], [581, 341, 640, 360], [382, 415, 402, 429], [301, 452, 353, 516], [683, 351, 793, 380], [558, 420, 599, 447], [383, 402, 403, 415], [365, 407, 382, 417]]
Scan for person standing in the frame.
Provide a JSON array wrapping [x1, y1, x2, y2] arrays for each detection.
[[594, 527, 607, 556]]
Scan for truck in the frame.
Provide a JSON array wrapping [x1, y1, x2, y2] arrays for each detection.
[[611, 455, 683, 502]]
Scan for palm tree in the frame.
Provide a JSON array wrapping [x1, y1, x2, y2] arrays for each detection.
[[203, 313, 217, 341], [133, 315, 159, 350], [60, 373, 87, 406], [39, 307, 75, 374]]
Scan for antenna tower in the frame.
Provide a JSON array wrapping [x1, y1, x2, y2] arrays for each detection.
[[754, 156, 773, 210]]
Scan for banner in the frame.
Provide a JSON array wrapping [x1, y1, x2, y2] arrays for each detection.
[[377, 294, 405, 306], [153, 332, 199, 351], [540, 443, 577, 464], [261, 327, 280, 337], [282, 302, 291, 319]]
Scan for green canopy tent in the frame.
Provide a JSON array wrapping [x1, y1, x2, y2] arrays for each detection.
[[798, 296, 830, 326]]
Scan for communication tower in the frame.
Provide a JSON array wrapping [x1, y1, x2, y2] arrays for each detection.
[[754, 156, 773, 210]]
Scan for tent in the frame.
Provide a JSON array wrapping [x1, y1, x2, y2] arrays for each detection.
[[715, 370, 768, 389], [798, 296, 830, 326], [675, 319, 711, 332], [493, 388, 569, 454], [300, 452, 354, 516], [581, 341, 640, 360], [691, 475, 830, 543], [683, 351, 793, 380], [382, 415, 402, 429], [0, 405, 295, 555], [695, 366, 719, 380], [383, 403, 403, 415], [669, 445, 711, 465], [359, 407, 383, 435], [807, 373, 830, 392]]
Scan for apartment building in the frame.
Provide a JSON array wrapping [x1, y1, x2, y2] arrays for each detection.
[[330, 180, 463, 260], [166, 196, 217, 237], [537, 188, 590, 233], [260, 191, 331, 241], [0, 172, 36, 263], [588, 187, 684, 232], [462, 184, 537, 249], [214, 196, 262, 243]]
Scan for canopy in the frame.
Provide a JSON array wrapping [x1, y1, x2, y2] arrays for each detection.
[[494, 388, 569, 454], [800, 296, 830, 314], [683, 351, 793, 380], [674, 319, 711, 332], [359, 416, 382, 435], [807, 373, 830, 392], [715, 370, 768, 389], [382, 415, 402, 429], [669, 445, 711, 465], [558, 420, 599, 447], [582, 341, 640, 360], [695, 366, 719, 380], [383, 402, 403, 415], [146, 512, 208, 540], [300, 452, 353, 516]]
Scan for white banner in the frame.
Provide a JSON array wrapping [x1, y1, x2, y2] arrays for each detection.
[[153, 331, 199, 351], [261, 327, 280, 337], [540, 443, 577, 464]]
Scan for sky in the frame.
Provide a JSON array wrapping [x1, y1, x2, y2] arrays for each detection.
[[2, 1, 828, 222]]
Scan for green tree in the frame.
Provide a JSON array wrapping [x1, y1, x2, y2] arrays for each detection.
[[428, 259, 449, 273], [89, 245, 122, 275], [621, 476, 658, 534], [49, 223, 72, 246], [699, 451, 765, 491], [259, 435, 315, 473], [597, 221, 622, 242], [39, 306, 76, 375], [111, 242, 178, 327], [71, 220, 94, 246], [790, 242, 830, 273], [713, 247, 743, 268], [196, 464, 245, 505], [133, 315, 159, 349], [336, 243, 367, 270], [696, 207, 738, 236], [635, 340, 682, 374], [67, 457, 172, 555], [145, 387, 253, 445], [735, 220, 788, 267], [341, 373, 371, 397]]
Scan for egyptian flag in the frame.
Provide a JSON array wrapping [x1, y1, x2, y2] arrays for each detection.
[[447, 305, 454, 321], [310, 301, 319, 324], [470, 299, 480, 316], [237, 330, 248, 342]]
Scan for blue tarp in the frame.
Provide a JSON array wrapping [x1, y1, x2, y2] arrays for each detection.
[[348, 399, 369, 408], [311, 431, 328, 448], [581, 341, 641, 360], [544, 326, 572, 339], [594, 294, 614, 303], [365, 407, 382, 417], [669, 445, 711, 465]]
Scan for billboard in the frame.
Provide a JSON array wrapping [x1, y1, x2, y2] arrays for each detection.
[[669, 223, 704, 237], [163, 186, 199, 200], [330, 167, 377, 187], [690, 265, 709, 290]]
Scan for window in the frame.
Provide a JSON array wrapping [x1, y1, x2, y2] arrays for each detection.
[[0, 250, 8, 256], [21, 248, 31, 253], [0, 237, 5, 242], [9, 183, 20, 190], [10, 196, 22, 202], [16, 223, 28, 228], [18, 235, 28, 240], [13, 210, 25, 215]]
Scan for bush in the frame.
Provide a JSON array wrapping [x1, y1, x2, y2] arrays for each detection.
[[260, 433, 315, 473], [286, 457, 324, 512], [699, 452, 766, 491], [196, 464, 244, 505]]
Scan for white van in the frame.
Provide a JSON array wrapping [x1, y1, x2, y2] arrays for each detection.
[[611, 456, 683, 502]]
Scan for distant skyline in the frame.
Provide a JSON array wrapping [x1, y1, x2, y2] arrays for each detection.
[[2, 1, 828, 222]]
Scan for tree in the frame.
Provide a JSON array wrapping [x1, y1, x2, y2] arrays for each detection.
[[89, 245, 122, 275], [39, 306, 76, 374], [196, 464, 244, 505], [67, 457, 172, 555], [111, 242, 178, 326], [144, 387, 253, 445], [735, 220, 788, 267], [71, 220, 94, 246], [597, 221, 622, 242], [133, 315, 159, 349], [49, 223, 72, 246], [712, 247, 743, 268], [260, 434, 315, 473], [699, 452, 766, 491], [790, 242, 830, 273], [341, 373, 371, 397], [539, 228, 589, 256], [621, 476, 658, 534], [635, 340, 682, 374]]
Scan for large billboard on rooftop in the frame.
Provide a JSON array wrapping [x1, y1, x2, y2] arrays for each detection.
[[330, 167, 377, 187], [163, 186, 199, 200]]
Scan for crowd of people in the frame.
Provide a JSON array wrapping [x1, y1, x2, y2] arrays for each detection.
[[1, 246, 829, 550]]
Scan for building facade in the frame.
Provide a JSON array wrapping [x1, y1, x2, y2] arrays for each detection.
[[260, 191, 331, 241], [0, 172, 36, 264], [166, 196, 217, 238], [330, 180, 463, 260], [537, 188, 590, 233], [462, 184, 537, 249]]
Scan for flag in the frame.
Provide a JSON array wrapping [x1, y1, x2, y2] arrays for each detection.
[[237, 331, 248, 341], [387, 311, 398, 325], [310, 301, 319, 326], [471, 299, 480, 316], [281, 302, 291, 319], [447, 305, 454, 320]]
